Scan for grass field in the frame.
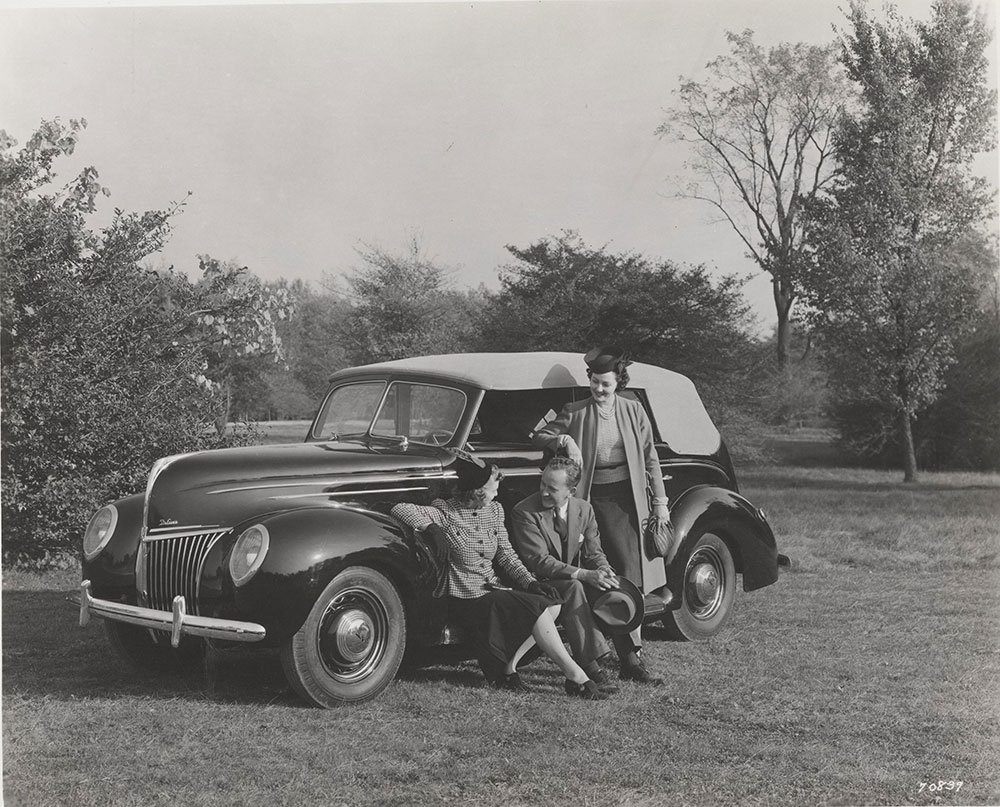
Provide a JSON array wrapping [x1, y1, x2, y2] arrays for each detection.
[[3, 465, 999, 806]]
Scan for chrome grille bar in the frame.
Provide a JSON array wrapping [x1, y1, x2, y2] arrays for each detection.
[[142, 530, 228, 614]]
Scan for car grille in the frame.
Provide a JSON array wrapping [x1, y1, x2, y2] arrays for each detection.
[[143, 530, 228, 614]]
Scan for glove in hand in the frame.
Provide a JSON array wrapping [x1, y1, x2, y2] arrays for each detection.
[[420, 523, 450, 563]]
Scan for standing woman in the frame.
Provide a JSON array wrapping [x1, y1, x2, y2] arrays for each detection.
[[534, 347, 673, 684], [391, 450, 612, 700]]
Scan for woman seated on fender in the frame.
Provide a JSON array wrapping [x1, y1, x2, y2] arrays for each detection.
[[391, 450, 614, 700]]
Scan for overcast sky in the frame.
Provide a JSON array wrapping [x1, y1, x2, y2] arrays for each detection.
[[2, 0, 997, 332]]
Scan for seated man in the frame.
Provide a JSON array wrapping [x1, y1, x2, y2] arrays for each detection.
[[510, 456, 622, 685]]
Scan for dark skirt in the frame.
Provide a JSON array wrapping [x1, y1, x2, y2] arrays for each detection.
[[449, 590, 552, 665], [590, 478, 642, 586]]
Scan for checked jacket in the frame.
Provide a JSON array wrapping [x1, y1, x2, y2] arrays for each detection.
[[391, 498, 535, 599]]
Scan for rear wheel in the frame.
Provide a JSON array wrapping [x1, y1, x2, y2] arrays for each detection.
[[281, 566, 406, 707], [104, 621, 203, 672], [661, 532, 735, 641]]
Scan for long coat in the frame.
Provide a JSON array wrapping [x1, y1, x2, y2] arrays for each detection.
[[533, 394, 668, 591]]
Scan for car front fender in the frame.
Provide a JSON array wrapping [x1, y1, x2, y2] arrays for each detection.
[[215, 505, 432, 644], [665, 485, 779, 593], [81, 493, 145, 600]]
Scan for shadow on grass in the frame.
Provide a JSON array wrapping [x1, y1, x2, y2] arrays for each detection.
[[2, 589, 302, 707], [3, 588, 548, 706]]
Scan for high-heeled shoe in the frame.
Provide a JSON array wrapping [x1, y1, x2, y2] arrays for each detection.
[[564, 679, 610, 700], [496, 672, 531, 693]]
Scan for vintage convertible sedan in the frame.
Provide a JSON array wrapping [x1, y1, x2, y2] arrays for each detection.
[[71, 352, 787, 707]]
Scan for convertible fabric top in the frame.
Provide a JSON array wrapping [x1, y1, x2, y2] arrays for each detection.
[[333, 352, 722, 455]]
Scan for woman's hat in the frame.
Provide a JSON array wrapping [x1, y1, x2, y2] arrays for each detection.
[[591, 575, 645, 634], [584, 346, 631, 374], [445, 448, 495, 492]]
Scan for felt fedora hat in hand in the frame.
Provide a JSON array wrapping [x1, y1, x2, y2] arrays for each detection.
[[591, 576, 644, 635]]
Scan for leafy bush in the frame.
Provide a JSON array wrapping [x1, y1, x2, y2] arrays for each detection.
[[1, 120, 261, 565]]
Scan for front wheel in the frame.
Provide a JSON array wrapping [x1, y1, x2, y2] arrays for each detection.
[[661, 532, 735, 641], [281, 566, 406, 707]]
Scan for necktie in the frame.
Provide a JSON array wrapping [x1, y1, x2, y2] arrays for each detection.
[[553, 509, 568, 560]]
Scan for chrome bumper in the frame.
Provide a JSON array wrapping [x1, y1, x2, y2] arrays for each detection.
[[68, 580, 266, 647]]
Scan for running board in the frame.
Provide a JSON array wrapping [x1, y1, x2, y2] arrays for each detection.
[[643, 592, 673, 617]]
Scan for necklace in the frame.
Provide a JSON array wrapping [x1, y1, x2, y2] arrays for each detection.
[[596, 399, 616, 420]]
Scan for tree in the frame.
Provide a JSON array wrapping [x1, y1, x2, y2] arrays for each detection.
[[280, 279, 352, 404], [758, 329, 830, 428], [186, 257, 294, 431], [659, 31, 853, 368], [825, 231, 1000, 471], [338, 239, 484, 364], [249, 280, 353, 421], [919, 300, 999, 470], [802, 0, 996, 481], [479, 232, 771, 458]]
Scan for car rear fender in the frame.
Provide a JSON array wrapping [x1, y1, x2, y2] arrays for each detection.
[[665, 485, 779, 593], [223, 505, 433, 642]]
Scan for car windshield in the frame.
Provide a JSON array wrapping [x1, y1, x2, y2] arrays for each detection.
[[312, 380, 466, 445], [371, 382, 466, 445], [312, 381, 387, 441]]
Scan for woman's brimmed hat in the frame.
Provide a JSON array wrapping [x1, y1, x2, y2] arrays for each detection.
[[445, 448, 495, 492], [590, 575, 645, 634], [584, 346, 631, 375]]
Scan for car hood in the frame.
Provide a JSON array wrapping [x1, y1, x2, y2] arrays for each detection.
[[144, 440, 446, 531]]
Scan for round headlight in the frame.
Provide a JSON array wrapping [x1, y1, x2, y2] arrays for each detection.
[[83, 505, 119, 561], [230, 524, 270, 587]]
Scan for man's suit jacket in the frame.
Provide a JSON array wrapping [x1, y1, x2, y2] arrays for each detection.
[[510, 492, 611, 580]]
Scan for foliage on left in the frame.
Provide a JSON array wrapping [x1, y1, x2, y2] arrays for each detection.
[[0, 120, 264, 566]]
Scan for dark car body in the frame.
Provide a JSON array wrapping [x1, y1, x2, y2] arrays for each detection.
[[71, 352, 786, 706]]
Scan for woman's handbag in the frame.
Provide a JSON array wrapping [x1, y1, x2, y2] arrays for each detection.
[[643, 472, 676, 559], [643, 514, 675, 559]]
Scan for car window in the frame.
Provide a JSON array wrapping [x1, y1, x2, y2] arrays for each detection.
[[470, 388, 579, 446], [371, 382, 466, 445], [312, 382, 387, 440], [468, 387, 657, 446]]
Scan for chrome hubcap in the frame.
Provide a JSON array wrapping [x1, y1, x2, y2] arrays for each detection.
[[317, 587, 388, 682], [690, 563, 720, 606], [684, 546, 726, 620], [330, 608, 375, 663]]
